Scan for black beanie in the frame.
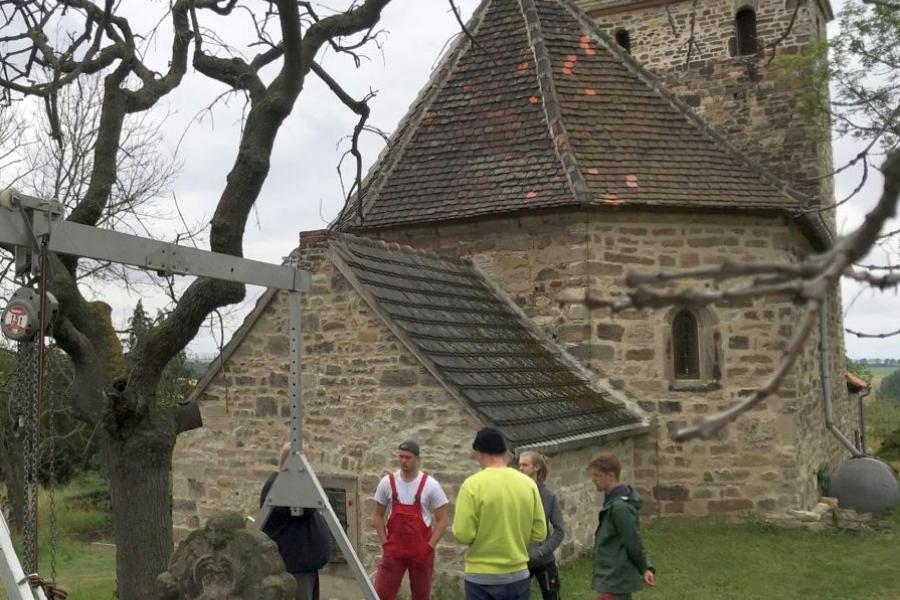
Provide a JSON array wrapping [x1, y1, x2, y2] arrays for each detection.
[[473, 427, 507, 454]]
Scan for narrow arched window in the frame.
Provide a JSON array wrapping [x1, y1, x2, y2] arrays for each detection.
[[735, 8, 757, 56], [615, 29, 631, 54], [673, 309, 700, 379]]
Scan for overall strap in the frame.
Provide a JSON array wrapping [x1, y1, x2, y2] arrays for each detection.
[[388, 473, 399, 503], [414, 472, 429, 505]]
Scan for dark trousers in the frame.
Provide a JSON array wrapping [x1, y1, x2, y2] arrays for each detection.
[[529, 561, 561, 600], [464, 577, 531, 600], [292, 572, 319, 600]]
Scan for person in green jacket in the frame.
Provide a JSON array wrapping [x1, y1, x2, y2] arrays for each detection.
[[452, 427, 547, 600], [588, 452, 655, 600]]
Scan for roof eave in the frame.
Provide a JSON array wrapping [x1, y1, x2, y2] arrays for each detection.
[[515, 422, 651, 456], [795, 210, 834, 251]]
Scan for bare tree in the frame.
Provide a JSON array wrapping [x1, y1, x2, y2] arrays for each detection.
[[0, 1, 392, 597], [0, 108, 30, 192], [0, 70, 183, 543]]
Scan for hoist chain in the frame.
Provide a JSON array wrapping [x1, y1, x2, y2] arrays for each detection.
[[44, 333, 59, 585], [15, 337, 40, 575]]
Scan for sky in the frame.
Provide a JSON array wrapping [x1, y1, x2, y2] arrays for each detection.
[[4, 0, 897, 360]]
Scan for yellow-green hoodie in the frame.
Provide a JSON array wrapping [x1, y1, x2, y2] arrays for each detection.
[[452, 467, 547, 574]]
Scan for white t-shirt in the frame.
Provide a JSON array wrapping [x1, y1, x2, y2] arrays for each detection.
[[373, 471, 449, 526]]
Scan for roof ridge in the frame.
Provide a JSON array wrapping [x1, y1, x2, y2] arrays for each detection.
[[554, 0, 814, 208], [519, 0, 591, 206], [330, 231, 471, 264], [332, 0, 496, 230]]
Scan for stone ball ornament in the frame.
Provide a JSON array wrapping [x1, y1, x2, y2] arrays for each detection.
[[829, 457, 900, 516]]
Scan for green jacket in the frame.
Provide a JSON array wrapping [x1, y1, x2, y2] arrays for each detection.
[[592, 485, 653, 594]]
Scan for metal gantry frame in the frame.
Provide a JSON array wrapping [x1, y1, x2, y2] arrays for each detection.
[[0, 188, 378, 600]]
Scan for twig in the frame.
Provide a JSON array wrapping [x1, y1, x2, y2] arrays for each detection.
[[672, 300, 820, 441], [845, 326, 900, 338]]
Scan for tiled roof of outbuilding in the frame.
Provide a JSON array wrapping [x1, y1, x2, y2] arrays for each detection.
[[329, 234, 648, 450], [333, 0, 810, 231]]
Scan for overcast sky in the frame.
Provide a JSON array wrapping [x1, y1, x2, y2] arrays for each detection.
[[27, 0, 898, 360]]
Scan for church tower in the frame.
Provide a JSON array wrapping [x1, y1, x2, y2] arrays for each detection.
[[579, 0, 835, 207]]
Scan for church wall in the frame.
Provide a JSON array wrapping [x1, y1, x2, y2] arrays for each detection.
[[171, 234, 634, 595], [576, 0, 834, 207], [372, 207, 857, 515]]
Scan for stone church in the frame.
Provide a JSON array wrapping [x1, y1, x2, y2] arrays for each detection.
[[172, 0, 861, 589]]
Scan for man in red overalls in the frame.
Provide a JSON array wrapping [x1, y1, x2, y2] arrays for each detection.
[[373, 440, 449, 600]]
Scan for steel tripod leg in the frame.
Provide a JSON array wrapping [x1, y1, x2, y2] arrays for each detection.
[[257, 453, 378, 600], [0, 510, 46, 600], [317, 497, 379, 600]]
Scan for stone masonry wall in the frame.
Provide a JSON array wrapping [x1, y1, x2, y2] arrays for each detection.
[[372, 207, 857, 515], [172, 236, 636, 596], [576, 0, 834, 206]]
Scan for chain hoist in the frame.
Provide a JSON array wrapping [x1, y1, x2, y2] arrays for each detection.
[[2, 234, 62, 596]]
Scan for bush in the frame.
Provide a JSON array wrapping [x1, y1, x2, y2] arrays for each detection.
[[876, 427, 900, 463], [877, 369, 900, 402]]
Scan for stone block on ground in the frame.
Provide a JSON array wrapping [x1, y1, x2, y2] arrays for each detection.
[[157, 512, 294, 600]]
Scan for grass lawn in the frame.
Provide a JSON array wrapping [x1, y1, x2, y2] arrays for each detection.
[[867, 366, 898, 379], [537, 510, 900, 600], [4, 475, 899, 599], [1, 473, 116, 600]]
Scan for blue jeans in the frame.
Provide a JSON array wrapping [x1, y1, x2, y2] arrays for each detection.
[[464, 578, 531, 600]]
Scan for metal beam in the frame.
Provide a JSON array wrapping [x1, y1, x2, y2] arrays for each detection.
[[1, 188, 309, 291], [35, 220, 310, 292]]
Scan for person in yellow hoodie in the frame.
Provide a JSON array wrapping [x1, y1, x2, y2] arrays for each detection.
[[452, 427, 547, 600]]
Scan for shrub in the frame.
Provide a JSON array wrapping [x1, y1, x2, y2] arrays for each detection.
[[877, 369, 900, 402]]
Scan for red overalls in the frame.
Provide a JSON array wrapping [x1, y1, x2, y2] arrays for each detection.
[[374, 473, 435, 600]]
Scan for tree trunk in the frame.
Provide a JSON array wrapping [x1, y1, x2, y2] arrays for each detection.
[[106, 413, 176, 600]]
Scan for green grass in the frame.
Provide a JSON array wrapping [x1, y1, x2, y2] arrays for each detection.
[[1, 473, 116, 600], [868, 366, 898, 378], [534, 510, 900, 600], [5, 476, 900, 600]]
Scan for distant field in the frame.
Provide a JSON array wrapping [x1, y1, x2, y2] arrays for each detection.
[[868, 365, 898, 378]]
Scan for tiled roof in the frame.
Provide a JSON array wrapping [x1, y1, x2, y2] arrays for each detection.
[[333, 0, 810, 230], [845, 372, 870, 393], [329, 234, 647, 450]]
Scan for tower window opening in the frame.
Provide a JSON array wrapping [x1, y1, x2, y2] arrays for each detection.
[[673, 309, 700, 379], [615, 29, 631, 54], [735, 7, 758, 56]]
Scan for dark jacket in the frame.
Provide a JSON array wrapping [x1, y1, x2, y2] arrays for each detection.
[[259, 472, 331, 574], [527, 482, 566, 567], [592, 485, 653, 594]]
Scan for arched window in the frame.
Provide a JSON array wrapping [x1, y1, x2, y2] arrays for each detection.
[[672, 309, 700, 379], [615, 29, 631, 54], [735, 7, 757, 56]]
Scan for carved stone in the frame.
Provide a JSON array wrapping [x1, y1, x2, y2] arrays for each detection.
[[157, 512, 294, 600]]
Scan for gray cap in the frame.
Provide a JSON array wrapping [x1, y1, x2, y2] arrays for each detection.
[[398, 440, 420, 456]]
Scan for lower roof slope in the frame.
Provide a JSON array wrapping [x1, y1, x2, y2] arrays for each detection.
[[329, 235, 647, 450]]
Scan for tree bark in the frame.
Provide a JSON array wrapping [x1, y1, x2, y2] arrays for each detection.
[[104, 408, 176, 600]]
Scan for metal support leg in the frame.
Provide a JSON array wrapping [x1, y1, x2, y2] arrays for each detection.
[[0, 510, 46, 600], [256, 291, 378, 600]]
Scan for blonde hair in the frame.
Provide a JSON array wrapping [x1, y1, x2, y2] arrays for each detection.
[[278, 442, 292, 469], [521, 451, 550, 483]]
